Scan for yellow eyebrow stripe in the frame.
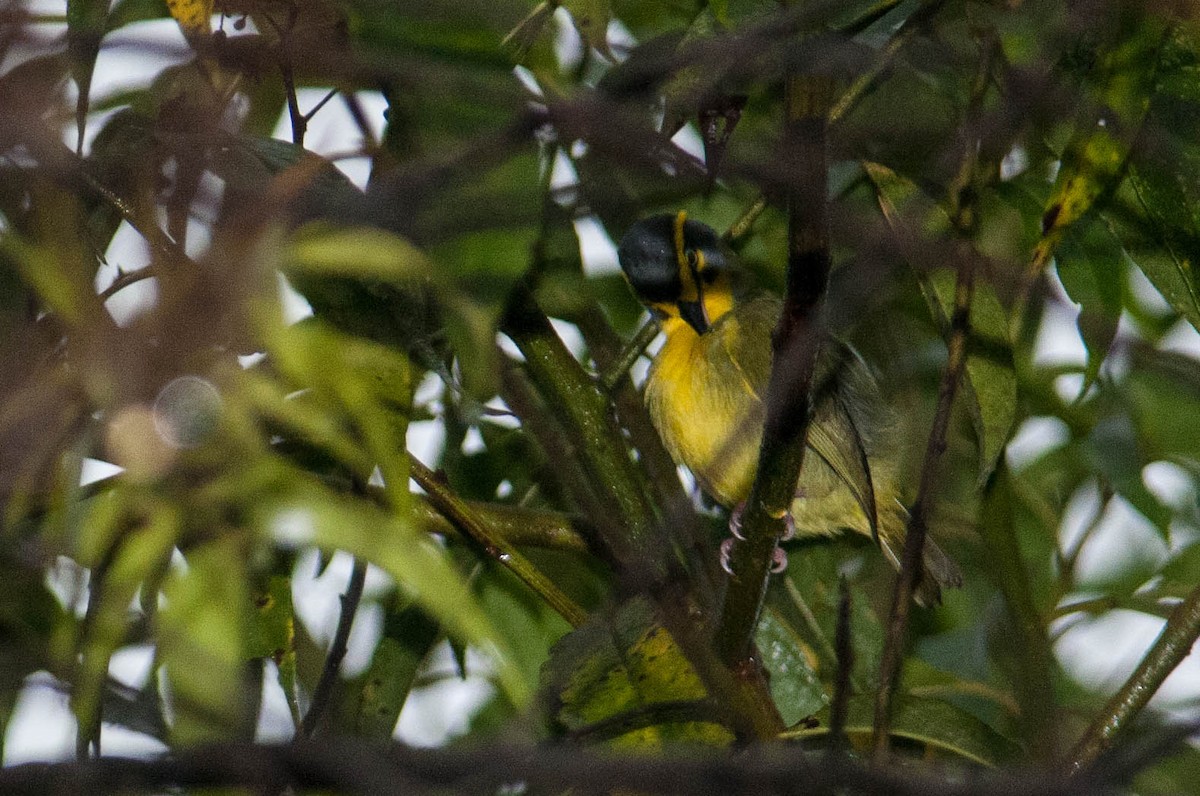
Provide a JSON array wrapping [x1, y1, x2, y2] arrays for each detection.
[[673, 210, 700, 303]]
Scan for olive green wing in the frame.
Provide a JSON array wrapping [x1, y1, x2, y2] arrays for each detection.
[[714, 294, 778, 403], [806, 344, 881, 544], [714, 297, 882, 543]]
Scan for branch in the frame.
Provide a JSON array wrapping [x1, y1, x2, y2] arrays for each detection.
[[714, 62, 834, 675], [598, 319, 658, 392], [498, 362, 612, 525], [581, 307, 710, 588], [1068, 581, 1200, 773], [828, 0, 945, 126], [871, 33, 994, 758], [410, 495, 591, 553], [410, 457, 588, 627], [500, 285, 665, 580], [0, 735, 1189, 796], [828, 578, 854, 757], [872, 246, 974, 758], [300, 556, 367, 737], [502, 288, 780, 740]]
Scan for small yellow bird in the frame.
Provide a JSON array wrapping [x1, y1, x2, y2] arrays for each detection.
[[617, 212, 961, 605]]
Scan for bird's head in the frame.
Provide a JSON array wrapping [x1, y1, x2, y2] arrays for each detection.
[[617, 212, 734, 335]]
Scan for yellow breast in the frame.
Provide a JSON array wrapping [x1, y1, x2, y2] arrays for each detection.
[[644, 315, 764, 508]]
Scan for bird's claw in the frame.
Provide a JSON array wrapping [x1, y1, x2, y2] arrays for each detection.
[[719, 510, 791, 575], [770, 546, 788, 573], [728, 504, 746, 540], [780, 513, 796, 543], [719, 538, 736, 575]]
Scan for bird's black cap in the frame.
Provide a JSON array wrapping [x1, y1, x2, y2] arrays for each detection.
[[617, 214, 726, 303]]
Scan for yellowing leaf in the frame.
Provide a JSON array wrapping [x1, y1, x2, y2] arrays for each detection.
[[543, 597, 733, 748], [165, 0, 212, 36]]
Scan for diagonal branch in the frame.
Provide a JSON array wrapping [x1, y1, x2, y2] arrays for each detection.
[[871, 32, 994, 758], [301, 556, 367, 737], [410, 457, 587, 627], [1068, 581, 1200, 773], [871, 244, 974, 759]]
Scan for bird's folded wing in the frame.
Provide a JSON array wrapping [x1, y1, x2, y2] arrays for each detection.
[[805, 371, 881, 545]]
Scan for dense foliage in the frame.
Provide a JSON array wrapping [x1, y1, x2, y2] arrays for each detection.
[[1, 0, 1200, 792]]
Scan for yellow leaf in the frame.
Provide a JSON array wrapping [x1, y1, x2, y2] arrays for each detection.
[[165, 0, 213, 36]]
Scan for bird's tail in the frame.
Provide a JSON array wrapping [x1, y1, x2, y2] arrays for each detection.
[[877, 500, 964, 607]]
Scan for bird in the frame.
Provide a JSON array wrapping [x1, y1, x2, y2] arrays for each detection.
[[616, 211, 962, 605]]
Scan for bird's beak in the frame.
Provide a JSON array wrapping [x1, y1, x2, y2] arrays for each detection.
[[678, 299, 710, 334]]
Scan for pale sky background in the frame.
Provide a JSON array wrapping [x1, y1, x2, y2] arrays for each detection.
[[4, 2, 1200, 764]]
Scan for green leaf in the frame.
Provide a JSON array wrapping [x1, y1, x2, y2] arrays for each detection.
[[564, 0, 613, 60], [1085, 413, 1172, 539], [1125, 162, 1200, 334], [267, 319, 415, 502], [73, 495, 179, 749], [787, 695, 1021, 767], [160, 536, 250, 745], [1056, 217, 1125, 396], [867, 163, 1018, 485], [258, 478, 527, 705], [755, 607, 826, 728], [67, 0, 110, 152], [779, 547, 883, 691], [106, 0, 172, 32], [346, 606, 440, 739], [1039, 19, 1165, 243], [541, 597, 732, 748], [289, 224, 434, 283], [1156, 542, 1200, 600], [248, 576, 300, 727]]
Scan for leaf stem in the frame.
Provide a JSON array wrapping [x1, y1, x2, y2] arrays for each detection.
[[598, 318, 657, 392]]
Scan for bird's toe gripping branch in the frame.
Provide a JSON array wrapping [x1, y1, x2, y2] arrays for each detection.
[[720, 505, 794, 575]]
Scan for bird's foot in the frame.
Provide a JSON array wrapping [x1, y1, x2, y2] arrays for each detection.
[[720, 539, 787, 575], [719, 505, 793, 576], [728, 504, 747, 540], [728, 504, 796, 542], [780, 513, 796, 542]]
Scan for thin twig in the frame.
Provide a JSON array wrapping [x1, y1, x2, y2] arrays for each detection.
[[78, 170, 187, 265], [500, 285, 664, 578], [300, 556, 367, 737], [872, 245, 974, 760], [827, 578, 853, 758], [1055, 483, 1114, 596], [782, 579, 841, 677], [721, 196, 768, 245], [303, 88, 340, 122], [409, 457, 588, 627], [871, 32, 993, 759], [598, 318, 658, 392], [341, 92, 379, 150], [410, 495, 592, 553], [98, 265, 156, 301], [1068, 581, 1200, 773], [828, 0, 946, 126]]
